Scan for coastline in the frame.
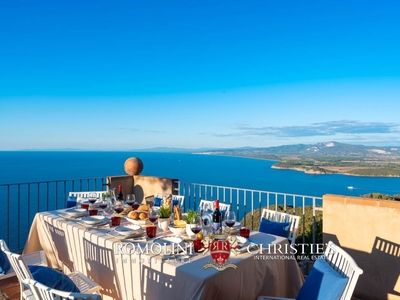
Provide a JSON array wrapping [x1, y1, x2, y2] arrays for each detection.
[[271, 164, 400, 178]]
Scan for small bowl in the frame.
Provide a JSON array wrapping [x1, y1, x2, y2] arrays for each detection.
[[169, 225, 187, 236]]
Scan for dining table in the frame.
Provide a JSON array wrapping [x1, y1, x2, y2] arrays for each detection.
[[23, 208, 304, 300]]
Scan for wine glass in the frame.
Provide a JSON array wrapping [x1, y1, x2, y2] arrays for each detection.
[[126, 194, 135, 207], [98, 199, 109, 214], [189, 215, 202, 237], [148, 207, 159, 225], [113, 201, 124, 215], [88, 193, 98, 205], [224, 211, 236, 236]]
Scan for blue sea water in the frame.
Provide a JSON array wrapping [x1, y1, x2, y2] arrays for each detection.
[[1, 151, 400, 198], [2, 151, 400, 250]]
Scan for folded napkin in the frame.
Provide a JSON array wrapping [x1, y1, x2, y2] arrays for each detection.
[[234, 241, 259, 254]]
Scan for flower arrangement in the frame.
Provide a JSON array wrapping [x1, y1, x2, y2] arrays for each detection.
[[185, 209, 199, 224], [158, 201, 171, 218]]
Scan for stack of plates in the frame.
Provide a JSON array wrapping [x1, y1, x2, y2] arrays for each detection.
[[80, 215, 106, 225], [113, 224, 143, 237], [62, 208, 88, 218], [107, 224, 145, 240]]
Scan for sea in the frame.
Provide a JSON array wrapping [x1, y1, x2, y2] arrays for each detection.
[[2, 151, 400, 249], [1, 151, 400, 198]]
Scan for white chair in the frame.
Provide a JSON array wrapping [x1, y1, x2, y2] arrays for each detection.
[[0, 240, 102, 299], [0, 249, 47, 281], [154, 193, 185, 211], [198, 200, 231, 212], [257, 241, 363, 300], [22, 278, 102, 300], [1, 240, 47, 300], [259, 209, 300, 244]]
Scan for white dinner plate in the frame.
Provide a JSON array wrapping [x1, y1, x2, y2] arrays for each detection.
[[77, 217, 110, 227], [114, 224, 142, 237], [153, 236, 183, 245], [106, 229, 145, 240], [58, 212, 83, 221], [64, 208, 88, 218], [81, 215, 106, 225]]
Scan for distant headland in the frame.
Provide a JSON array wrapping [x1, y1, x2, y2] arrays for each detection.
[[193, 141, 400, 177]]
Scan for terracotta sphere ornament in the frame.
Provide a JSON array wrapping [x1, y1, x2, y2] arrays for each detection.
[[124, 157, 144, 175]]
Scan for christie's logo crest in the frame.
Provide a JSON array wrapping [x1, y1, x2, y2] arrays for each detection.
[[204, 239, 237, 271]]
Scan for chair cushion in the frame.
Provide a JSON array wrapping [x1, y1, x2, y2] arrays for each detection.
[[296, 258, 349, 300], [172, 199, 179, 207], [66, 196, 77, 208], [0, 249, 11, 275], [259, 218, 290, 238], [28, 265, 80, 293], [154, 197, 162, 207]]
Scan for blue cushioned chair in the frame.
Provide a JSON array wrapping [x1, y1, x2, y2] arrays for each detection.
[[259, 209, 300, 244], [23, 278, 102, 300], [259, 218, 291, 238], [0, 239, 102, 300], [257, 241, 363, 300], [0, 248, 11, 275]]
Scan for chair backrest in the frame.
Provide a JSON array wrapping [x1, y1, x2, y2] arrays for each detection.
[[259, 209, 300, 244], [198, 200, 231, 213], [154, 194, 185, 211], [0, 239, 34, 298], [0, 240, 33, 282], [23, 278, 102, 300], [324, 241, 363, 300], [69, 191, 107, 202]]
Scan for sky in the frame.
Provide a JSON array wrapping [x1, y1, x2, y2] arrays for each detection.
[[1, 0, 400, 150]]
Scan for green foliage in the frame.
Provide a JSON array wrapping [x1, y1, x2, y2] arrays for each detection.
[[185, 209, 199, 224], [158, 206, 171, 218], [361, 193, 400, 201], [102, 191, 111, 199]]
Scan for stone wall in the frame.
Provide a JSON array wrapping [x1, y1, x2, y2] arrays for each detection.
[[323, 194, 400, 300], [107, 174, 178, 204]]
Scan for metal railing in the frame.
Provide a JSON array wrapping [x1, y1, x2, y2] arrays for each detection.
[[0, 177, 323, 252], [178, 182, 323, 245], [0, 177, 107, 252]]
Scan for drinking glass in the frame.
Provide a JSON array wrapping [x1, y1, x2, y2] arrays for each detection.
[[113, 201, 124, 215], [148, 207, 159, 225], [189, 215, 202, 236], [126, 194, 135, 207], [146, 226, 157, 238], [88, 193, 98, 204], [98, 199, 109, 214], [224, 211, 236, 236]]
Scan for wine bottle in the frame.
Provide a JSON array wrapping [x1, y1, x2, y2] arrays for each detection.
[[117, 185, 124, 201], [212, 200, 222, 234]]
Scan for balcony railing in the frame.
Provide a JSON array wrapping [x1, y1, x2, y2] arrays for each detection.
[[0, 177, 322, 252]]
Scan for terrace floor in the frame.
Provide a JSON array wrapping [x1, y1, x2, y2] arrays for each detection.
[[0, 276, 19, 300], [0, 275, 363, 300]]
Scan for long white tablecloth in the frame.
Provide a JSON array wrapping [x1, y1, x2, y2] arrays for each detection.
[[24, 210, 304, 300]]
